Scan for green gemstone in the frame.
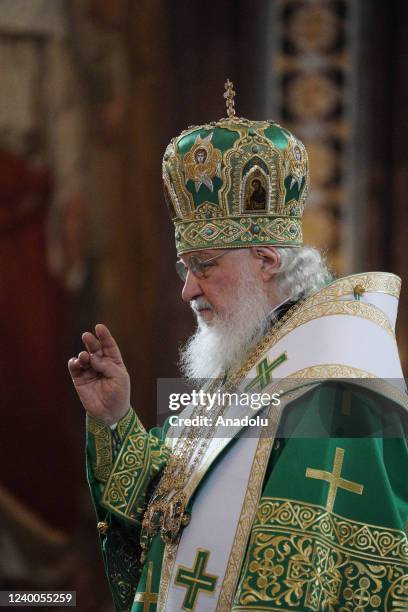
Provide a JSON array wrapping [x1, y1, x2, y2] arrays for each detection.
[[252, 145, 260, 153], [248, 128, 256, 136], [206, 228, 213, 236], [252, 225, 260, 234]]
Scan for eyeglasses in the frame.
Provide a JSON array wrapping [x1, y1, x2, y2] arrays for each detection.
[[176, 250, 231, 282]]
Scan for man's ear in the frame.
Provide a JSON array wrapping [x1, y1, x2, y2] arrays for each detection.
[[251, 246, 281, 281]]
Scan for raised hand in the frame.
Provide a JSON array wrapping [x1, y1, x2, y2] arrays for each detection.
[[68, 324, 130, 425]]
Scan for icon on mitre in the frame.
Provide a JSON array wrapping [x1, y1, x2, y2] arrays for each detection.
[[244, 171, 268, 212], [184, 133, 222, 192]]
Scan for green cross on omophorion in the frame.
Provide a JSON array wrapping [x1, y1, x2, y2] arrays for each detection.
[[175, 549, 218, 611], [245, 352, 287, 392]]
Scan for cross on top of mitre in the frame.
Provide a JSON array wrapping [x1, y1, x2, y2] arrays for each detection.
[[224, 79, 236, 118]]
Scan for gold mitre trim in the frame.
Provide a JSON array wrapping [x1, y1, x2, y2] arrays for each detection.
[[163, 79, 309, 254]]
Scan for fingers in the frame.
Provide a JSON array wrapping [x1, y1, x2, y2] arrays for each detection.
[[95, 323, 123, 362], [69, 323, 123, 378], [68, 351, 91, 375], [78, 351, 91, 367], [82, 331, 102, 355], [68, 356, 83, 376], [88, 352, 111, 375]]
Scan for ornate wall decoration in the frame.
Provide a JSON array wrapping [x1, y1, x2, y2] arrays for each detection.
[[269, 0, 354, 273]]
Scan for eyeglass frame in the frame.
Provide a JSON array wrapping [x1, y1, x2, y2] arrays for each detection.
[[175, 250, 232, 282]]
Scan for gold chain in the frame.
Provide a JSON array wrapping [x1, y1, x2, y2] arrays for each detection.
[[140, 298, 307, 559], [141, 377, 227, 558]]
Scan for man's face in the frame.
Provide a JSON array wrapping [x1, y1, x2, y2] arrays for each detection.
[[180, 248, 259, 324], [179, 247, 281, 379]]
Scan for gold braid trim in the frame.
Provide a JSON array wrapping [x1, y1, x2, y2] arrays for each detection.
[[87, 415, 113, 484], [117, 408, 135, 440], [306, 272, 401, 302], [87, 409, 136, 484], [233, 497, 408, 611], [101, 413, 170, 524]]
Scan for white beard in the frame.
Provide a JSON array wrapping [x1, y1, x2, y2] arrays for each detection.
[[179, 264, 274, 382]]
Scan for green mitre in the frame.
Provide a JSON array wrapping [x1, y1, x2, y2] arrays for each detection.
[[162, 80, 309, 255]]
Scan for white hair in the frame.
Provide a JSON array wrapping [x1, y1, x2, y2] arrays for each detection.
[[273, 246, 333, 302], [179, 245, 333, 381], [179, 256, 272, 380]]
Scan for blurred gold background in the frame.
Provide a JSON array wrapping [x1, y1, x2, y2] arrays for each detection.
[[0, 1, 406, 609]]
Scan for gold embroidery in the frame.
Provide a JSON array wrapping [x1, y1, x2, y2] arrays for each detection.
[[215, 403, 282, 611], [232, 273, 399, 387], [284, 136, 308, 191], [174, 548, 218, 611], [180, 380, 318, 512], [292, 366, 408, 412], [101, 412, 170, 524], [164, 361, 403, 553], [164, 104, 308, 254], [305, 447, 364, 513], [384, 574, 408, 610], [234, 498, 408, 611], [87, 415, 113, 483], [157, 541, 178, 612], [183, 133, 222, 192], [158, 374, 406, 609], [159, 367, 407, 611], [87, 409, 137, 484], [277, 299, 394, 343], [244, 352, 287, 392], [175, 216, 303, 253], [157, 386, 289, 612], [133, 561, 158, 611], [117, 408, 135, 440], [312, 271, 401, 301], [212, 384, 321, 611], [294, 364, 374, 379], [156, 275, 404, 610]]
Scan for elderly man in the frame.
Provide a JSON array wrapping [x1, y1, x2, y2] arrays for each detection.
[[69, 82, 408, 611]]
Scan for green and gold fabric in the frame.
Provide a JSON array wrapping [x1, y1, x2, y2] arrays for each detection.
[[233, 404, 408, 611], [87, 272, 408, 612], [163, 80, 309, 255], [87, 388, 408, 611]]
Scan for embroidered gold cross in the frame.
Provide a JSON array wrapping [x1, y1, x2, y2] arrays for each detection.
[[306, 447, 364, 513], [244, 352, 287, 392], [134, 561, 158, 611], [175, 549, 218, 611]]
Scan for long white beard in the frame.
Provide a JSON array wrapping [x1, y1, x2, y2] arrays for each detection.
[[179, 266, 273, 382]]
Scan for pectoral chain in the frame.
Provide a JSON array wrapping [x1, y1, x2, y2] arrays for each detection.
[[140, 299, 304, 560], [140, 378, 227, 560]]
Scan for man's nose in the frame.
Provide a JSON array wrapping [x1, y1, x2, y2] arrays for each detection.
[[181, 270, 203, 303]]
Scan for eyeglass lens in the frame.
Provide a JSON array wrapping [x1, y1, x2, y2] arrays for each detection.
[[175, 256, 207, 282]]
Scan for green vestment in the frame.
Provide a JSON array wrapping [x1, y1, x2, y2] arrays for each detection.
[[86, 272, 408, 611], [87, 382, 408, 612]]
